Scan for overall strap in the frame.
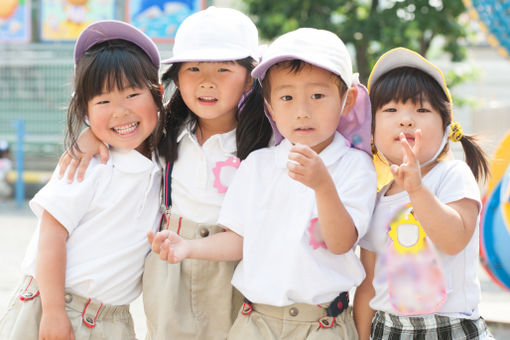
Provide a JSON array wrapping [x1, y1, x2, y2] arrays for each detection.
[[164, 161, 173, 209]]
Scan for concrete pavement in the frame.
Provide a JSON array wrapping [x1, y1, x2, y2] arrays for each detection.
[[1, 200, 509, 338]]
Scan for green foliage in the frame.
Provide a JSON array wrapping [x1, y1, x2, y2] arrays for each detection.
[[244, 0, 468, 85]]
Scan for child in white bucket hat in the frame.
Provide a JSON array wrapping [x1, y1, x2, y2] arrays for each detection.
[[354, 47, 493, 340], [0, 20, 164, 340], [153, 27, 377, 340], [142, 6, 272, 340]]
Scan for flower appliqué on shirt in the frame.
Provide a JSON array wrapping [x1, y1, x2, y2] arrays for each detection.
[[212, 156, 240, 193], [308, 218, 327, 250]]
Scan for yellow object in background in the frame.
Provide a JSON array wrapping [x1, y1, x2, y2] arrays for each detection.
[[374, 153, 393, 191]]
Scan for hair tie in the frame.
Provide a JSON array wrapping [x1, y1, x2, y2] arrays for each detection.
[[449, 121, 463, 142]]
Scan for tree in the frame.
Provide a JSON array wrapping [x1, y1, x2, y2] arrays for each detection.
[[243, 0, 468, 84]]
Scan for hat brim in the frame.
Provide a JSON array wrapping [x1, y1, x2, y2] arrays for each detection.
[[161, 49, 256, 65], [367, 48, 451, 103], [74, 20, 160, 68]]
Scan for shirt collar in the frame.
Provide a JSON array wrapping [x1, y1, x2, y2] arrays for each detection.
[[275, 132, 351, 168], [177, 121, 237, 155], [109, 148, 159, 174]]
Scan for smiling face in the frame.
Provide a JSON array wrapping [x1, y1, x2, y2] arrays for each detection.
[[373, 98, 444, 166], [265, 63, 350, 154], [87, 82, 158, 155], [176, 61, 252, 133]]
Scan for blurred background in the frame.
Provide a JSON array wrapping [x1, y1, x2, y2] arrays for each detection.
[[1, 0, 509, 338]]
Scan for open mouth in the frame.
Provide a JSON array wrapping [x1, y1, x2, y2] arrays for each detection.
[[198, 96, 218, 103], [112, 122, 139, 135]]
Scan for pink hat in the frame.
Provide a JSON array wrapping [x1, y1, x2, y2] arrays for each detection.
[[252, 28, 372, 154], [74, 20, 160, 68]]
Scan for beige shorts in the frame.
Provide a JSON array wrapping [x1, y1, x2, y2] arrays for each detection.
[[228, 301, 358, 340], [0, 276, 136, 340], [142, 214, 242, 340]]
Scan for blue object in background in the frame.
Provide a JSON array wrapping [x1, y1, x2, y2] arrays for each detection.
[[13, 120, 25, 207]]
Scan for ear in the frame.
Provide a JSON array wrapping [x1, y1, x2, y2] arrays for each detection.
[[341, 86, 358, 116], [243, 75, 254, 94], [264, 99, 276, 121]]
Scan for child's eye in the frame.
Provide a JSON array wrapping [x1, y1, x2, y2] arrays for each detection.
[[383, 108, 397, 112], [311, 93, 324, 99], [280, 95, 293, 101], [95, 100, 109, 105], [187, 66, 199, 72], [218, 68, 230, 72], [127, 93, 139, 99], [417, 108, 430, 113]]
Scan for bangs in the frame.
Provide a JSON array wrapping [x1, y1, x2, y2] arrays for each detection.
[[75, 39, 157, 103], [370, 67, 449, 114]]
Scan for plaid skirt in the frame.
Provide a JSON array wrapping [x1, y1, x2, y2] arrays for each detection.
[[370, 311, 495, 340]]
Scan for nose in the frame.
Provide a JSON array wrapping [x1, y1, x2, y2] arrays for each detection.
[[399, 114, 414, 128], [113, 101, 130, 118], [296, 98, 311, 119]]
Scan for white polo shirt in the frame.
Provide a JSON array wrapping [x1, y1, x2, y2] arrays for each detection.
[[21, 148, 161, 305], [170, 125, 238, 224], [219, 132, 377, 306], [359, 160, 482, 319]]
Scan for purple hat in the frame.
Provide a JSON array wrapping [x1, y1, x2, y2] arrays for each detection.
[[252, 28, 372, 155], [74, 20, 160, 68]]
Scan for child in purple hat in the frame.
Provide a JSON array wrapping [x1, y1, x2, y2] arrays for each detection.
[[0, 20, 164, 340], [153, 27, 377, 339]]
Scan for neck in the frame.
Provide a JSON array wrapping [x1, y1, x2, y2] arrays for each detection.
[[196, 116, 237, 145]]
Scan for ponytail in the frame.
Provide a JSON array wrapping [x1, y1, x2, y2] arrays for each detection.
[[236, 80, 272, 160], [458, 134, 490, 182]]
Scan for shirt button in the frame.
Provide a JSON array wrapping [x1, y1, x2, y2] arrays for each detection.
[[199, 227, 210, 238], [23, 292, 33, 298], [86, 316, 94, 324], [289, 307, 299, 317], [64, 293, 73, 303]]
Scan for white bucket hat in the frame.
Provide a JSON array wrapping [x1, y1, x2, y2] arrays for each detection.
[[252, 28, 353, 87], [252, 28, 372, 155], [162, 6, 259, 64], [367, 47, 452, 104]]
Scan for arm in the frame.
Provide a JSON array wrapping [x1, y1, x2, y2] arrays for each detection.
[[288, 143, 357, 254], [353, 248, 376, 340], [36, 210, 75, 340], [391, 131, 479, 255], [147, 229, 243, 263], [58, 128, 109, 183]]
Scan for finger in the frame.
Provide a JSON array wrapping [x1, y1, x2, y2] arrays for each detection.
[[288, 152, 310, 166], [98, 143, 110, 164], [151, 231, 169, 253], [147, 231, 154, 245], [75, 154, 93, 182], [65, 158, 80, 183], [58, 151, 72, 178], [290, 143, 316, 158], [159, 239, 170, 261], [413, 129, 422, 157], [399, 133, 417, 165]]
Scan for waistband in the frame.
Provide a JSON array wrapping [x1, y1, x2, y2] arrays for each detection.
[[159, 213, 225, 239], [241, 292, 349, 327], [373, 311, 486, 331], [19, 276, 131, 327]]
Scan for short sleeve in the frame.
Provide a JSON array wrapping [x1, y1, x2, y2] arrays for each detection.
[[334, 151, 378, 241], [217, 155, 254, 236], [435, 161, 481, 208], [29, 158, 109, 234]]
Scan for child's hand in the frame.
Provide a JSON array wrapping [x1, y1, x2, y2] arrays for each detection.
[[58, 128, 109, 183], [390, 130, 423, 194], [39, 309, 75, 340], [287, 143, 329, 190], [148, 230, 190, 263]]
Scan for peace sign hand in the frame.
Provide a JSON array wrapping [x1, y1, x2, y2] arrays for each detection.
[[390, 130, 423, 194]]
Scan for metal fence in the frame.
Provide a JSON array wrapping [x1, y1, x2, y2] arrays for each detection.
[[0, 44, 74, 160]]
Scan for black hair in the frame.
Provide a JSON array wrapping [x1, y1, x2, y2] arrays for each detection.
[[67, 39, 165, 158], [159, 57, 272, 163], [370, 67, 489, 182], [261, 60, 348, 103]]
